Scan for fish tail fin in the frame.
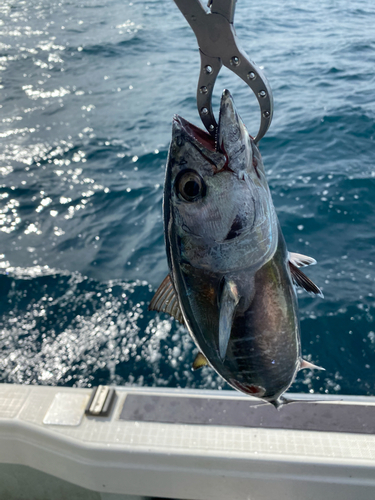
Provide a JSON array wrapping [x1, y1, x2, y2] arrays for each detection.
[[270, 395, 327, 410], [269, 396, 299, 410]]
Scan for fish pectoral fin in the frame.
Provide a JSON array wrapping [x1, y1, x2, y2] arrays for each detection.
[[289, 251, 317, 268], [148, 274, 185, 324], [192, 352, 208, 371], [299, 358, 325, 371], [219, 279, 240, 361], [289, 262, 324, 298]]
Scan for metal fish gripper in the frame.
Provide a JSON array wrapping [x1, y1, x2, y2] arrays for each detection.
[[173, 0, 274, 144]]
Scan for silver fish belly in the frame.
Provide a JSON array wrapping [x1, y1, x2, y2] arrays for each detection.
[[150, 89, 323, 408]]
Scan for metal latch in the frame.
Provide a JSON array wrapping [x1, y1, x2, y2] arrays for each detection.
[[85, 385, 116, 417]]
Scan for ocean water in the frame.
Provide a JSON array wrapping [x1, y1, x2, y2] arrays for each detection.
[[1, 0, 375, 397]]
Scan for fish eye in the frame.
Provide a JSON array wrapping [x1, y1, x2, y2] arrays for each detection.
[[175, 169, 206, 202]]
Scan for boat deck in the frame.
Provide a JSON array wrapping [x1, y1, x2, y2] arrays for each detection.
[[1, 383, 375, 500]]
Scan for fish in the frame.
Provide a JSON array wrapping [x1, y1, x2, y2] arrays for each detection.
[[150, 89, 324, 408]]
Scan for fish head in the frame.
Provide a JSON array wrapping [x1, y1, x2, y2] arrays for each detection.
[[165, 90, 276, 272]]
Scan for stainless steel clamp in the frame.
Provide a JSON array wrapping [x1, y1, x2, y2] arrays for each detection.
[[173, 0, 273, 143]]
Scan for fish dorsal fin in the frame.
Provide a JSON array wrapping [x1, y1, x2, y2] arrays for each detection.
[[148, 275, 185, 324], [219, 279, 240, 361], [300, 359, 325, 371], [289, 252, 317, 268], [289, 262, 324, 298], [192, 352, 208, 371]]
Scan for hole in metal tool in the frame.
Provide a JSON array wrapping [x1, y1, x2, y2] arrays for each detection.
[[230, 56, 240, 66]]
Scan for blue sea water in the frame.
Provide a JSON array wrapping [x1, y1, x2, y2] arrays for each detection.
[[0, 0, 375, 397]]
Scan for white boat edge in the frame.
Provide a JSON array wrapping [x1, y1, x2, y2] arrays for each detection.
[[1, 383, 375, 500]]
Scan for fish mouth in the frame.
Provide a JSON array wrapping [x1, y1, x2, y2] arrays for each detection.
[[172, 90, 246, 174], [172, 89, 243, 156], [172, 115, 216, 152], [173, 89, 237, 153]]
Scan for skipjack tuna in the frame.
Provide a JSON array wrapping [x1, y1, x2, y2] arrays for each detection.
[[150, 90, 324, 408]]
